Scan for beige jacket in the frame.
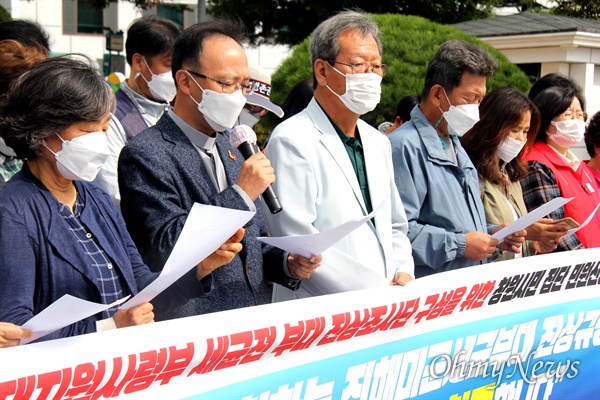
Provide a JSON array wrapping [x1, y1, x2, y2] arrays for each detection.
[[480, 179, 534, 262]]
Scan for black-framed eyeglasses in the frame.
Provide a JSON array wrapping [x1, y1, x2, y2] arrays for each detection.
[[186, 70, 254, 96], [327, 60, 389, 76]]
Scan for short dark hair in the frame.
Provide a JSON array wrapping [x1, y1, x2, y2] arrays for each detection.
[[585, 111, 600, 158], [395, 95, 420, 123], [528, 73, 586, 111], [462, 87, 539, 184], [125, 16, 182, 66], [0, 56, 115, 160], [0, 19, 50, 53], [422, 40, 498, 99], [171, 19, 245, 81], [532, 86, 577, 144]]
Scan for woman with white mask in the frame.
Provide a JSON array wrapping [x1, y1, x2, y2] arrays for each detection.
[[462, 88, 568, 261], [0, 57, 243, 344], [522, 86, 600, 250]]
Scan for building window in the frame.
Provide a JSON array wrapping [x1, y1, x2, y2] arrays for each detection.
[[77, 0, 104, 34], [157, 5, 184, 27]]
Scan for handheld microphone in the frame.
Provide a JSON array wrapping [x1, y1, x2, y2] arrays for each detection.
[[230, 125, 282, 214]]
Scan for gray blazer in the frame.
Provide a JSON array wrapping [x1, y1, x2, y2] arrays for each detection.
[[118, 113, 298, 319]]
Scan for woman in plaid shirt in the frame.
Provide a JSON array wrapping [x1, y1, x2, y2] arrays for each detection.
[[522, 86, 600, 251]]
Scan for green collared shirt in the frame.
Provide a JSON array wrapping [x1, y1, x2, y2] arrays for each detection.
[[318, 101, 373, 214]]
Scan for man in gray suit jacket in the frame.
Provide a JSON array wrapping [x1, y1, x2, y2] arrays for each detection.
[[118, 19, 320, 320]]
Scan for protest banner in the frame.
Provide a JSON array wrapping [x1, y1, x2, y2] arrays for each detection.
[[0, 248, 598, 399]]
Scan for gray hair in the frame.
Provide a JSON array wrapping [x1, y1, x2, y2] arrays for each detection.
[[422, 40, 498, 99], [0, 55, 115, 160], [309, 10, 382, 71]]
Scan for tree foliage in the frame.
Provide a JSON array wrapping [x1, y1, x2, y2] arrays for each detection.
[[553, 0, 600, 19], [209, 0, 500, 44], [254, 13, 531, 142], [0, 4, 11, 22]]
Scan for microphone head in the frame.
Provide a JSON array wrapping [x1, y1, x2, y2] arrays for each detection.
[[230, 125, 257, 149]]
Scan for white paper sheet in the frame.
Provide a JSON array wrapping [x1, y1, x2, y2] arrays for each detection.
[[20, 295, 130, 345], [491, 197, 573, 243], [564, 202, 600, 238], [120, 203, 255, 309], [19, 204, 253, 344], [273, 246, 392, 301], [257, 201, 384, 258]]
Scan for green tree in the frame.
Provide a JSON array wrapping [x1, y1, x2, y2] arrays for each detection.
[[255, 13, 531, 142], [495, 1, 547, 12], [0, 4, 12, 22], [553, 0, 599, 19], [210, 0, 500, 44]]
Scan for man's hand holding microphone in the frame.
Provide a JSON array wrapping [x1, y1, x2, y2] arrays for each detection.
[[230, 125, 321, 279]]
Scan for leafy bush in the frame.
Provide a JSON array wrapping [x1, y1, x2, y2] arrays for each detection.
[[0, 4, 11, 22], [256, 13, 531, 142]]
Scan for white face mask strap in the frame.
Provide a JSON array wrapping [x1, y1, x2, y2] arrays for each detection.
[[43, 143, 56, 156], [186, 71, 205, 106], [134, 57, 152, 86], [142, 57, 155, 77], [186, 71, 206, 94], [43, 134, 64, 157], [328, 62, 346, 78], [324, 61, 346, 98], [441, 87, 453, 109], [325, 84, 343, 100]]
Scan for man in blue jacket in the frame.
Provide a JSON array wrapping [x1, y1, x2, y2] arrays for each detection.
[[389, 40, 524, 278]]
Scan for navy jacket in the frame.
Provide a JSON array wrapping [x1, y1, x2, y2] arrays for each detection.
[[118, 113, 297, 319], [0, 165, 197, 342]]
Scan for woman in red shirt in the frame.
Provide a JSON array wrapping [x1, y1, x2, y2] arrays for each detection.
[[521, 87, 600, 250]]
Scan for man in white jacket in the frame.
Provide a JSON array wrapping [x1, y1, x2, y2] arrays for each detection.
[[264, 10, 414, 301]]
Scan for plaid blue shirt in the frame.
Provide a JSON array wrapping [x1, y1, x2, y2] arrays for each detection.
[[59, 194, 129, 318]]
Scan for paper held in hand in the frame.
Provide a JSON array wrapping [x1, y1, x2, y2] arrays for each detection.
[[491, 197, 573, 243], [257, 201, 385, 258]]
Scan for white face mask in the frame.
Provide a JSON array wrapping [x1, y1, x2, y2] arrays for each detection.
[[439, 88, 480, 137], [497, 136, 526, 164], [237, 108, 261, 128], [548, 119, 585, 148], [187, 72, 247, 132], [0, 137, 17, 157], [326, 65, 382, 115], [44, 131, 110, 181], [137, 57, 177, 103]]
